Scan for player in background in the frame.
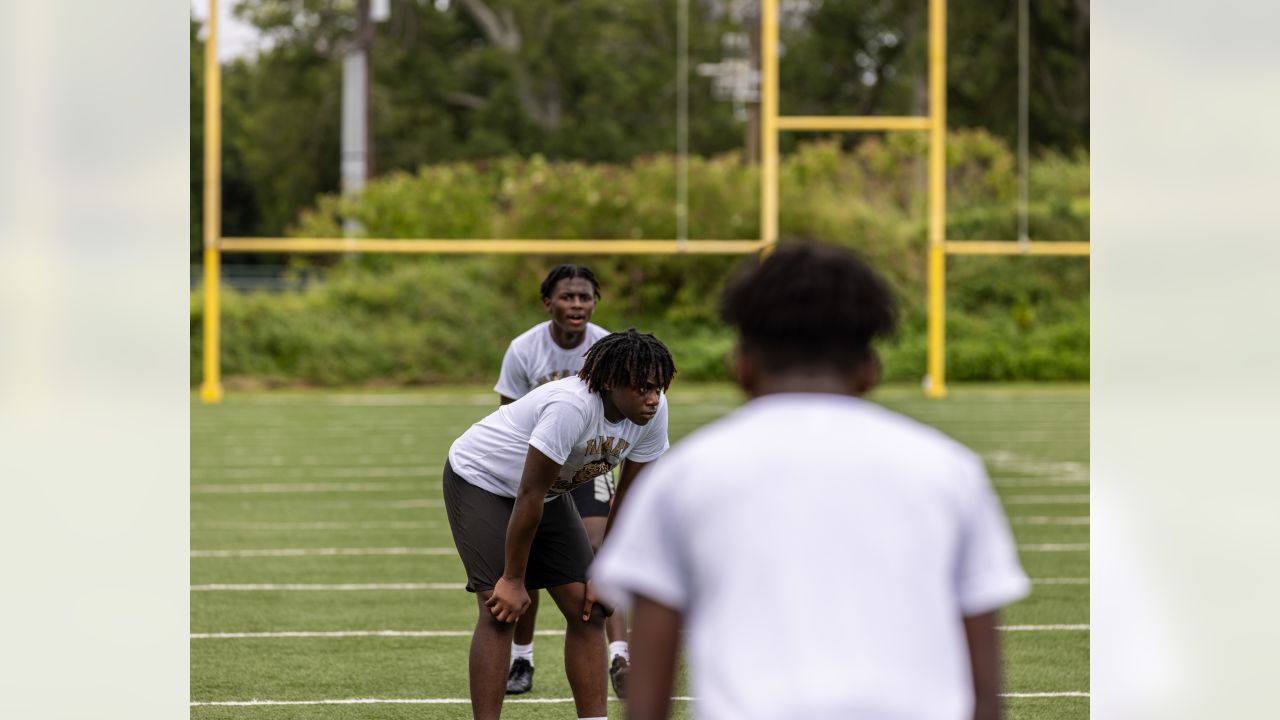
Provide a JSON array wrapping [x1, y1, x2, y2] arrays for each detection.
[[444, 330, 676, 720], [493, 265, 632, 697], [593, 244, 1030, 720]]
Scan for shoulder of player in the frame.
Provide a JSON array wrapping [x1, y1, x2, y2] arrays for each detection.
[[508, 321, 552, 349]]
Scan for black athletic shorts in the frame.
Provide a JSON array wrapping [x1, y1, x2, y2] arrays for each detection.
[[569, 472, 616, 518], [442, 460, 595, 593]]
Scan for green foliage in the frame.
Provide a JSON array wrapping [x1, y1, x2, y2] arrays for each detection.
[[193, 131, 1088, 387]]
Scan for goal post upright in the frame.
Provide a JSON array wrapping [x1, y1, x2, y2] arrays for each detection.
[[925, 0, 949, 399], [201, 0, 224, 404]]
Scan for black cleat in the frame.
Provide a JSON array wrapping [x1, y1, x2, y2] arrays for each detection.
[[610, 655, 630, 699], [506, 657, 534, 695]]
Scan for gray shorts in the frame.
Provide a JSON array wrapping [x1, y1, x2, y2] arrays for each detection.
[[442, 460, 595, 593]]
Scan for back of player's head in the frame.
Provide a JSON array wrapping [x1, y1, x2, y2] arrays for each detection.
[[579, 329, 677, 394], [540, 265, 601, 300], [720, 243, 897, 373]]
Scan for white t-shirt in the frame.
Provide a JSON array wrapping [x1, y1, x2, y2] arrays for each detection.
[[592, 393, 1030, 720], [494, 321, 611, 400], [449, 376, 669, 499]]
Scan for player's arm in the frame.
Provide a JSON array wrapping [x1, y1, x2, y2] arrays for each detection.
[[498, 395, 516, 406], [963, 610, 1003, 720], [626, 593, 682, 720], [485, 446, 561, 623], [605, 458, 650, 537]]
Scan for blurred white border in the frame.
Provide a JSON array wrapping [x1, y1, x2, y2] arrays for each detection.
[[0, 1, 189, 717]]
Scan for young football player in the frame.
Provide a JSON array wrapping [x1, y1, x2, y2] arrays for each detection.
[[445, 329, 676, 720], [593, 244, 1030, 720], [493, 265, 632, 696]]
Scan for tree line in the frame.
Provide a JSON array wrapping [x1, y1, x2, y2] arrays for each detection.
[[191, 0, 1088, 257]]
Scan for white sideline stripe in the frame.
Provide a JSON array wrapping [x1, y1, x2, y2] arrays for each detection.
[[1018, 543, 1089, 552], [193, 629, 568, 639], [191, 693, 1085, 706], [1002, 624, 1089, 631], [191, 547, 455, 558], [191, 583, 465, 591], [192, 625, 1082, 639], [1032, 577, 1089, 584], [193, 521, 439, 530], [193, 482, 419, 494], [1004, 495, 1089, 505], [1012, 516, 1089, 525]]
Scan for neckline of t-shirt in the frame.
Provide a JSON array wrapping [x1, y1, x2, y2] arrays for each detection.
[[543, 320, 591, 351]]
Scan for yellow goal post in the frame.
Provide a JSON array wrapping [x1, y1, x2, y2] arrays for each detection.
[[199, 0, 1087, 403]]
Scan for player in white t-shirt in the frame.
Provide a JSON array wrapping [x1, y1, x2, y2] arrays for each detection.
[[491, 266, 630, 697], [592, 244, 1031, 720], [444, 329, 677, 720]]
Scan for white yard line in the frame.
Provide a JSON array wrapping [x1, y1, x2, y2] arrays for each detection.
[[192, 482, 422, 494], [193, 579, 1088, 591], [191, 692, 1085, 706], [1017, 543, 1089, 552], [190, 583, 465, 591], [191, 625, 1085, 639], [193, 466, 438, 480], [191, 547, 455, 558], [1012, 516, 1089, 525], [1003, 495, 1089, 505], [1001, 625, 1089, 631], [1032, 577, 1089, 584], [192, 629, 567, 639], [193, 521, 439, 530]]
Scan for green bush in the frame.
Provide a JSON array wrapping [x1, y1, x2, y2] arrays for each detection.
[[195, 131, 1088, 387]]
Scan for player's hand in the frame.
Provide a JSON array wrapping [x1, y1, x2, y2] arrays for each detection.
[[485, 577, 531, 623], [582, 581, 614, 621]]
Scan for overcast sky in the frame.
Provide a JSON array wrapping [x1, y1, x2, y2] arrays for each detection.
[[190, 0, 264, 61]]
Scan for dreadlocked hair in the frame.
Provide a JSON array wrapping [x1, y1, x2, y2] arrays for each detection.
[[578, 329, 677, 394], [540, 265, 601, 300]]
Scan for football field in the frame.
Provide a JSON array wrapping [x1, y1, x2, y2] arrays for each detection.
[[191, 384, 1088, 719]]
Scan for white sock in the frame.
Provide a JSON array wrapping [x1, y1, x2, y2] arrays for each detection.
[[511, 642, 534, 665], [578, 717, 608, 720], [608, 640, 629, 662]]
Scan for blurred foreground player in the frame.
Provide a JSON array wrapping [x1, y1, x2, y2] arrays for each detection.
[[494, 265, 632, 696], [445, 330, 676, 720], [593, 244, 1030, 720]]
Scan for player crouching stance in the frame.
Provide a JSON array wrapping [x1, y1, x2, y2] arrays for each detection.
[[443, 329, 676, 720]]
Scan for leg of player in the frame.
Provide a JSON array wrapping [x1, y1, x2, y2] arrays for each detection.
[[545, 581, 608, 718], [582, 514, 630, 697], [507, 590, 538, 694], [471, 589, 517, 720]]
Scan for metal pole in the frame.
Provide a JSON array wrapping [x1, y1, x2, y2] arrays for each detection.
[[341, 0, 371, 237], [925, 0, 948, 398], [1017, 0, 1030, 249], [677, 0, 689, 248], [201, 0, 223, 403], [759, 0, 779, 257]]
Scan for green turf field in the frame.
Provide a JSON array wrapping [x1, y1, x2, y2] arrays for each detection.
[[192, 384, 1088, 718]]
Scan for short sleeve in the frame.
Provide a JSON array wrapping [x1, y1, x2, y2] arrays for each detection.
[[626, 397, 670, 462], [954, 455, 1032, 616], [527, 398, 590, 465], [591, 461, 689, 611], [493, 343, 529, 400]]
